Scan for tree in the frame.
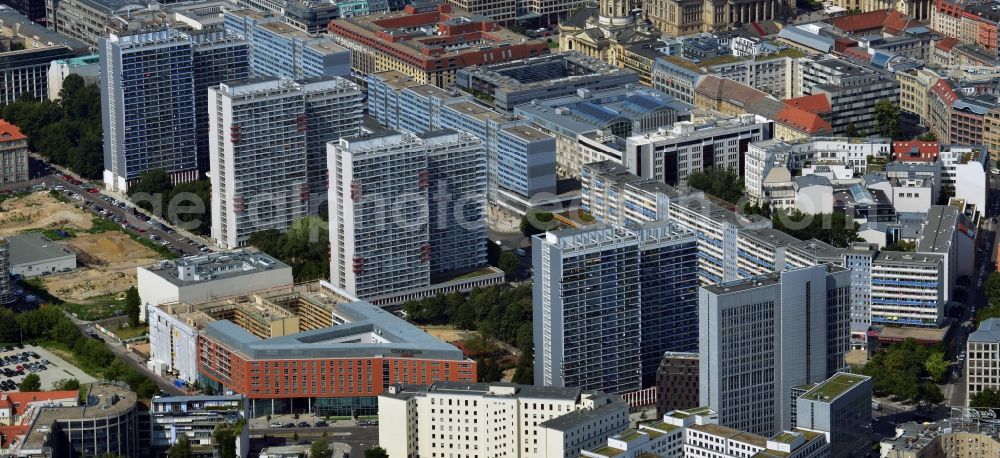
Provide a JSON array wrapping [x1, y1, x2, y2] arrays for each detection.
[[167, 434, 192, 458], [772, 210, 860, 247], [213, 424, 238, 458], [247, 217, 329, 281], [124, 286, 141, 327], [477, 358, 503, 382], [883, 240, 916, 252], [685, 167, 744, 203], [365, 447, 389, 458], [874, 100, 901, 139], [970, 388, 1000, 409], [128, 169, 173, 213], [845, 123, 860, 138], [917, 132, 937, 141], [498, 251, 518, 279], [53, 378, 80, 391], [2, 75, 104, 178], [20, 373, 41, 392], [924, 352, 949, 383], [520, 211, 556, 237], [310, 437, 333, 458]]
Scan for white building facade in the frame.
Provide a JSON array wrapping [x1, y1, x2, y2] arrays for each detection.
[[378, 382, 630, 458]]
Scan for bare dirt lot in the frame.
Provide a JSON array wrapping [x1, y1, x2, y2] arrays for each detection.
[[1, 191, 158, 303], [0, 192, 93, 237], [45, 232, 158, 302], [419, 325, 474, 342]]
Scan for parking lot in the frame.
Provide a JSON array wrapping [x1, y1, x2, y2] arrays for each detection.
[[0, 344, 96, 391]]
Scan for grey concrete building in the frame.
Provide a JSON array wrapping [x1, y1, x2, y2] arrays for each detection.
[[797, 57, 900, 135], [795, 372, 872, 458], [533, 221, 698, 395], [456, 52, 641, 113], [699, 265, 851, 436], [6, 232, 76, 278]]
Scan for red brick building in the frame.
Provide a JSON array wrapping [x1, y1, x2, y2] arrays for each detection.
[[327, 3, 549, 87], [198, 301, 476, 416]]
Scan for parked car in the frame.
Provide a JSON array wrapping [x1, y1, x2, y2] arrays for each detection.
[[314, 420, 327, 427], [269, 422, 283, 428], [297, 421, 310, 428]]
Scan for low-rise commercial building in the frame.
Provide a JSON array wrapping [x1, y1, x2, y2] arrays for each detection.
[[378, 382, 630, 458], [625, 115, 773, 186], [10, 382, 139, 458], [795, 373, 872, 458], [455, 52, 640, 113], [46, 54, 99, 101], [139, 249, 293, 329], [5, 233, 76, 278], [150, 395, 249, 458], [514, 85, 691, 178], [581, 406, 831, 458]]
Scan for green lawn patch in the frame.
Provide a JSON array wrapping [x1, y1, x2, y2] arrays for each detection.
[[37, 339, 103, 378]]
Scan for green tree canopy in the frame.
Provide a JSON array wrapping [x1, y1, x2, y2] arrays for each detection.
[[772, 210, 860, 247], [685, 167, 744, 204], [167, 434, 192, 458], [365, 447, 389, 458], [970, 388, 1000, 409], [247, 217, 329, 282], [3, 75, 103, 178], [20, 373, 41, 391], [923, 351, 948, 383], [310, 437, 333, 458], [520, 211, 556, 237], [125, 286, 141, 327], [874, 100, 900, 139]]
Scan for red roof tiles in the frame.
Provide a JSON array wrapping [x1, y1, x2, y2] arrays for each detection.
[[892, 141, 940, 161], [828, 9, 918, 35], [0, 120, 25, 142]]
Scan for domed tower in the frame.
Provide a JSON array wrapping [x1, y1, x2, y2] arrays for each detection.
[[599, 0, 636, 27]]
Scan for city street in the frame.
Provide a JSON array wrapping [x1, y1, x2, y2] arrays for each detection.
[[17, 155, 215, 257], [943, 172, 1000, 407]]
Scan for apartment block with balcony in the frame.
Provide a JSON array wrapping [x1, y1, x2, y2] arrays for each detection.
[[208, 77, 362, 249], [100, 29, 199, 192], [328, 130, 487, 301], [869, 252, 944, 327], [533, 221, 698, 395]]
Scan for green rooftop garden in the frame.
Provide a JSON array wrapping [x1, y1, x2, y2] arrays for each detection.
[[793, 428, 826, 441], [591, 445, 624, 457], [803, 373, 867, 401], [668, 411, 691, 419], [618, 429, 645, 442], [772, 432, 799, 444], [687, 406, 714, 415], [645, 422, 679, 433]]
